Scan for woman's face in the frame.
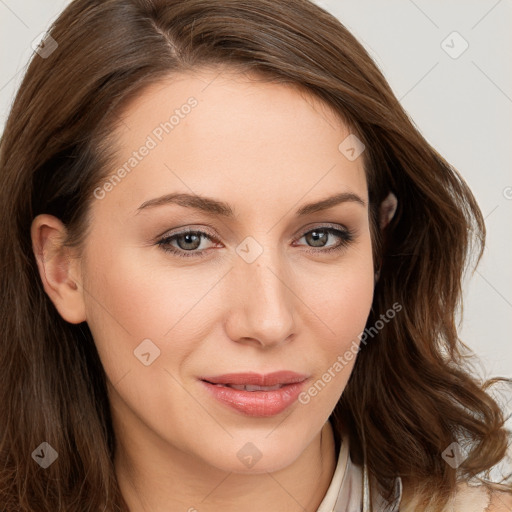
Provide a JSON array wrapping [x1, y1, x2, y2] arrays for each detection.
[[77, 68, 374, 474]]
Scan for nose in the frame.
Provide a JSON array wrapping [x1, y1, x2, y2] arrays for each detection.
[[224, 252, 296, 349]]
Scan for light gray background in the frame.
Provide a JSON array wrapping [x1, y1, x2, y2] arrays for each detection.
[[1, 0, 511, 381]]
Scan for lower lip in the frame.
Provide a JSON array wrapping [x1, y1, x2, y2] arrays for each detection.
[[201, 380, 306, 417]]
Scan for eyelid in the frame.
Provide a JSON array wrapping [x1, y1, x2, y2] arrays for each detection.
[[155, 224, 219, 243], [294, 222, 350, 238]]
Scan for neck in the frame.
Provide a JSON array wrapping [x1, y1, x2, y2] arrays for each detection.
[[114, 419, 337, 512]]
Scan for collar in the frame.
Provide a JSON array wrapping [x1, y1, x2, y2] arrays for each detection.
[[316, 432, 402, 512], [316, 432, 362, 512]]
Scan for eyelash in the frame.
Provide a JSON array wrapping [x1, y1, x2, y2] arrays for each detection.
[[156, 225, 355, 259]]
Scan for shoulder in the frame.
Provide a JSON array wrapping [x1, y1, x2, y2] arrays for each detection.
[[399, 482, 512, 512], [486, 488, 512, 511], [452, 482, 512, 512], [447, 482, 512, 512]]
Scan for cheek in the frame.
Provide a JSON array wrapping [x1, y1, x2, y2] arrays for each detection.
[[82, 229, 374, 382], [80, 244, 187, 381], [81, 240, 233, 388], [83, 237, 211, 335], [300, 235, 374, 392], [305, 235, 375, 339]]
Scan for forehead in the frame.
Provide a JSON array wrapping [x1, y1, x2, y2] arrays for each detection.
[[96, 68, 368, 217]]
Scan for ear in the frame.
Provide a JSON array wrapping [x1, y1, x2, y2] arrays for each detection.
[[379, 192, 397, 230], [30, 214, 86, 324], [374, 192, 398, 283]]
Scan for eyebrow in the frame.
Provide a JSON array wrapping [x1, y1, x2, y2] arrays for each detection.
[[136, 191, 366, 217]]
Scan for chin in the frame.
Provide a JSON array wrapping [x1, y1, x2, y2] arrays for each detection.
[[202, 430, 312, 475]]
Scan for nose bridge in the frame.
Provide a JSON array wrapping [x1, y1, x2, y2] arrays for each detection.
[[226, 234, 295, 346]]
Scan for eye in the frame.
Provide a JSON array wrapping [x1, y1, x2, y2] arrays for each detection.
[[294, 225, 354, 255], [156, 224, 355, 259], [157, 229, 219, 259]]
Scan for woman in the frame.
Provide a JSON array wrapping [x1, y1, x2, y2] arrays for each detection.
[[0, 0, 510, 510]]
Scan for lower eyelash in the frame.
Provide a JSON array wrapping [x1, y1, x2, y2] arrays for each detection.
[[157, 227, 354, 259]]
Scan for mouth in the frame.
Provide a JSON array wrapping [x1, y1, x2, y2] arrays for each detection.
[[199, 370, 308, 387], [199, 371, 309, 417], [204, 382, 288, 391]]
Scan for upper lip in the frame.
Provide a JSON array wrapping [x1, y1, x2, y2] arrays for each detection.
[[200, 371, 308, 387]]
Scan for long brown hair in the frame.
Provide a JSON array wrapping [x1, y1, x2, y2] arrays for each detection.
[[0, 0, 510, 510]]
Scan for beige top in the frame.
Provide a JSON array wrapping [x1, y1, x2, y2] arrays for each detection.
[[315, 429, 363, 511], [315, 433, 498, 512]]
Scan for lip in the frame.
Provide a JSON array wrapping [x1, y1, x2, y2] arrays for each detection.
[[200, 371, 308, 387], [199, 371, 309, 417]]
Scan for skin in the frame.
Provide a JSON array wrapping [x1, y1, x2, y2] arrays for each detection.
[[31, 68, 392, 511]]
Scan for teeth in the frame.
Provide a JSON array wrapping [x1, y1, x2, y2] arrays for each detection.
[[220, 383, 285, 391]]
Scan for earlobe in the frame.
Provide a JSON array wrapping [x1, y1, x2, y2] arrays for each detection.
[[379, 192, 398, 230], [30, 214, 86, 324]]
